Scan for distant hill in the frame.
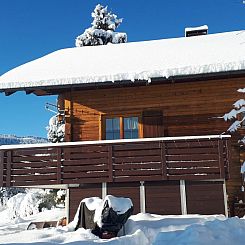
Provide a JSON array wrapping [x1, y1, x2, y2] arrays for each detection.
[[0, 134, 48, 145]]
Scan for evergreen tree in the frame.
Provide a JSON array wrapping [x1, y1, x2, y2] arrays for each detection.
[[47, 114, 65, 143], [75, 4, 127, 47], [223, 88, 245, 177]]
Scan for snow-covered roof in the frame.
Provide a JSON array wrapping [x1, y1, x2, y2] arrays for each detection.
[[0, 30, 245, 92]]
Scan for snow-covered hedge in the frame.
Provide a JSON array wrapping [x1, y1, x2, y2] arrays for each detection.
[[3, 189, 66, 219]]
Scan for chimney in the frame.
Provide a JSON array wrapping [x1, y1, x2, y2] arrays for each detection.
[[185, 25, 208, 37]]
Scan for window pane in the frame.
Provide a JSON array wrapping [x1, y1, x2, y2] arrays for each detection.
[[131, 117, 138, 130], [113, 118, 120, 130], [132, 131, 138, 139], [124, 131, 131, 139], [105, 117, 120, 140], [106, 132, 114, 140], [124, 118, 130, 130], [113, 131, 120, 140], [106, 118, 113, 131], [124, 117, 138, 139]]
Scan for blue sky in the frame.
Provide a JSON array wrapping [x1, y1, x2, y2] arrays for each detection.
[[0, 0, 244, 138]]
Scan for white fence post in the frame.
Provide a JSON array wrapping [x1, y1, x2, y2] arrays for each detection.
[[180, 180, 187, 215]]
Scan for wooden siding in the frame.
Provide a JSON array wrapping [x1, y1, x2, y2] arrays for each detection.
[[107, 182, 140, 214], [60, 76, 245, 210], [185, 181, 225, 215], [69, 180, 225, 220], [69, 184, 102, 221], [145, 181, 182, 215], [0, 136, 230, 187], [62, 78, 245, 142]]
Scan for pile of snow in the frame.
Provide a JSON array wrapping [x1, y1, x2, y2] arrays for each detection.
[[1, 209, 245, 244], [1, 189, 64, 220], [103, 195, 133, 214], [1, 191, 245, 244], [6, 190, 42, 219], [0, 30, 245, 90]]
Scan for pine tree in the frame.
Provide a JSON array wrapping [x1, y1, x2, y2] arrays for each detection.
[[223, 88, 245, 176], [47, 115, 65, 143], [223, 88, 245, 138], [75, 4, 127, 47]]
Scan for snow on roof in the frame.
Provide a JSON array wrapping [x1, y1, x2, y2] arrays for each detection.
[[0, 30, 245, 91]]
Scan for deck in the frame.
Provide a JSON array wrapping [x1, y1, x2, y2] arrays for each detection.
[[0, 135, 231, 187]]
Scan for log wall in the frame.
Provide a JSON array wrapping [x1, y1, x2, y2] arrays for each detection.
[[60, 76, 245, 214]]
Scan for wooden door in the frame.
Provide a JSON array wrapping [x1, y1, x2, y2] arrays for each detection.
[[143, 110, 164, 138]]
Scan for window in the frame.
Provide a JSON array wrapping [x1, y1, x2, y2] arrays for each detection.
[[124, 117, 138, 139], [105, 117, 120, 140], [104, 116, 139, 140]]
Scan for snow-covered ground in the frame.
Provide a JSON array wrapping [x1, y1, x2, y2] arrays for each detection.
[[1, 205, 245, 244]]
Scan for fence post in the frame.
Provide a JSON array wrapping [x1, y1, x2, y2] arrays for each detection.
[[161, 142, 167, 180], [180, 180, 187, 215], [218, 139, 225, 179], [140, 181, 146, 213], [0, 150, 4, 187]]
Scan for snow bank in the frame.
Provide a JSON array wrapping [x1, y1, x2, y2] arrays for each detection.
[[153, 217, 245, 245], [0, 30, 245, 90], [1, 210, 245, 245]]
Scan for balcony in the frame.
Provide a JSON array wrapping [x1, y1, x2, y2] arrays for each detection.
[[0, 135, 231, 187]]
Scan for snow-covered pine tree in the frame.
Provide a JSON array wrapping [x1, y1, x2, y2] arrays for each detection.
[[75, 4, 127, 47], [223, 88, 245, 176], [223, 88, 245, 137], [47, 114, 65, 143]]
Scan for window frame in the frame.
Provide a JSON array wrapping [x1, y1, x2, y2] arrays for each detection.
[[102, 114, 142, 140]]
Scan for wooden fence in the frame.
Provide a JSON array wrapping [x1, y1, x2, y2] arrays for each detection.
[[0, 135, 231, 187]]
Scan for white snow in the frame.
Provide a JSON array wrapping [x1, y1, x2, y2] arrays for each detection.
[[0, 30, 245, 90], [0, 190, 245, 244], [104, 195, 133, 214], [83, 197, 103, 211], [1, 207, 245, 244]]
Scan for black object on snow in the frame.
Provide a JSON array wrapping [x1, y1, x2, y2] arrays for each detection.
[[75, 201, 97, 230], [92, 199, 133, 238], [74, 197, 133, 239]]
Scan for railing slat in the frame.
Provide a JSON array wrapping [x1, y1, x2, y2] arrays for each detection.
[[108, 145, 113, 182], [161, 142, 167, 180], [218, 139, 225, 179], [57, 147, 62, 184], [6, 151, 12, 187]]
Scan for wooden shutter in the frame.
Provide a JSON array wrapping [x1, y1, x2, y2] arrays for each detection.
[[142, 110, 164, 138]]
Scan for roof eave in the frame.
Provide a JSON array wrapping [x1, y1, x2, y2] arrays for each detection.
[[1, 69, 245, 96]]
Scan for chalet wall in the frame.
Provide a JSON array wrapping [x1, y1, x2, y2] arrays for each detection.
[[60, 77, 245, 213], [68, 180, 225, 221]]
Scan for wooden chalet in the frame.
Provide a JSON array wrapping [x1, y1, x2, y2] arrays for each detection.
[[0, 29, 245, 220]]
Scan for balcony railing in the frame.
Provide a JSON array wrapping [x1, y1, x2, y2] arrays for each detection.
[[0, 135, 231, 187]]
